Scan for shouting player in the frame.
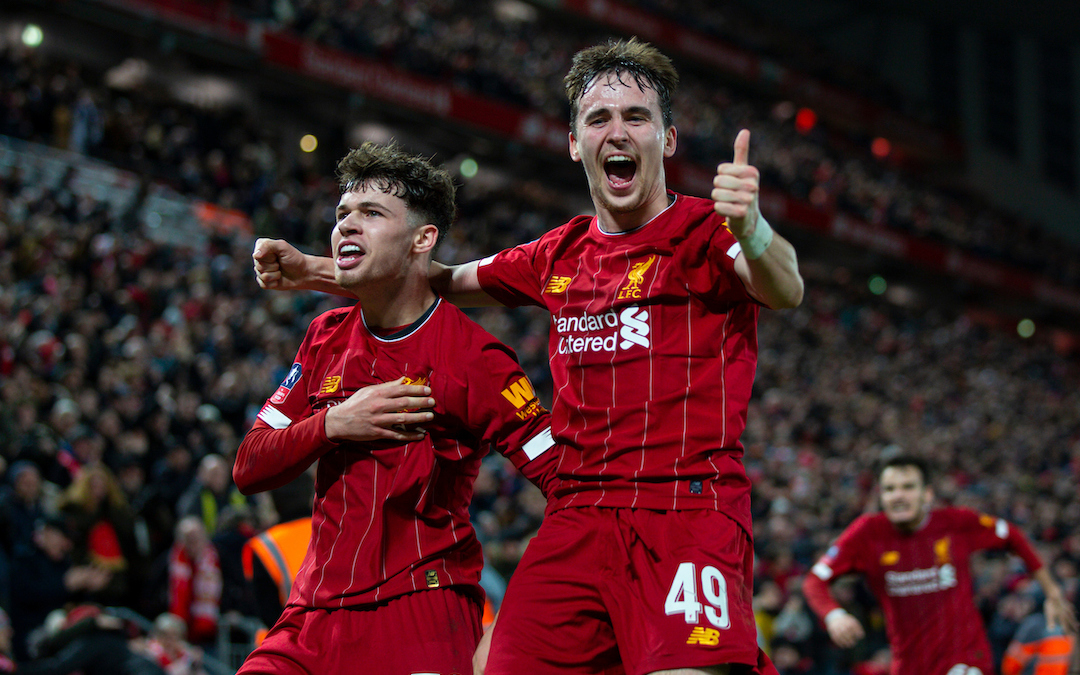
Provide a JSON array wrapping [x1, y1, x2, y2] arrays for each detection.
[[233, 142, 558, 675]]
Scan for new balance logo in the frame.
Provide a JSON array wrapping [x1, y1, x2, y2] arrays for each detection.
[[320, 376, 342, 393], [544, 276, 572, 294], [686, 627, 720, 646]]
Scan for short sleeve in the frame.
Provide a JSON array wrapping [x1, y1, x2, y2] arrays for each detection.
[[475, 239, 547, 308]]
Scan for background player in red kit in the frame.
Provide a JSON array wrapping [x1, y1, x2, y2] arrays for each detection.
[[253, 38, 803, 675], [232, 142, 558, 675], [803, 454, 1078, 675]]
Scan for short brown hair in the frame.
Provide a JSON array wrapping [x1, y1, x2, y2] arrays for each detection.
[[336, 141, 456, 249], [564, 37, 679, 129]]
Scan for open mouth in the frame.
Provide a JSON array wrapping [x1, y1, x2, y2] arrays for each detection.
[[336, 242, 366, 268], [604, 155, 637, 189]]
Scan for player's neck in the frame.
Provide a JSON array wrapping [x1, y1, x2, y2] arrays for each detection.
[[354, 274, 437, 330], [595, 188, 674, 234], [893, 510, 931, 535]]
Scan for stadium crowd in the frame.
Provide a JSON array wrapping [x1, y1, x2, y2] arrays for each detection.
[[224, 0, 1080, 290], [1, 6, 1079, 673]]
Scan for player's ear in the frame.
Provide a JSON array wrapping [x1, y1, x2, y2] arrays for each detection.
[[413, 224, 439, 254], [663, 124, 677, 158], [569, 130, 581, 163]]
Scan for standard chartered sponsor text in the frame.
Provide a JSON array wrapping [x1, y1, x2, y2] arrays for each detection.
[[884, 564, 957, 597], [555, 307, 650, 354]]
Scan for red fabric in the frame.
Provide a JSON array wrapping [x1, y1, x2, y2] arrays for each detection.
[[486, 507, 773, 675], [234, 298, 557, 610], [806, 507, 1044, 675], [237, 587, 481, 675], [168, 542, 222, 643], [476, 192, 761, 532]]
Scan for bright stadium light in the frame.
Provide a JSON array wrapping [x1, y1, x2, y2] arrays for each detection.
[[300, 134, 318, 153], [1017, 319, 1035, 338], [22, 24, 44, 48], [460, 158, 479, 179]]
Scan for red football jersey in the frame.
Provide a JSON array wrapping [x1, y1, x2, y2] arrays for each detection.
[[805, 507, 1044, 675], [234, 298, 557, 609], [476, 192, 760, 530]]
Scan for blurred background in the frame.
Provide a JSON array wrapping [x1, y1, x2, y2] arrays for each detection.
[[0, 0, 1077, 672]]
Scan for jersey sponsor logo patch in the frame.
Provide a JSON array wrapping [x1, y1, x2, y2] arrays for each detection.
[[884, 564, 957, 597], [616, 254, 657, 300], [320, 375, 342, 394], [544, 275, 573, 294], [686, 626, 720, 646], [425, 570, 440, 588], [500, 376, 547, 421], [270, 363, 303, 404], [554, 305, 651, 354], [880, 550, 900, 566]]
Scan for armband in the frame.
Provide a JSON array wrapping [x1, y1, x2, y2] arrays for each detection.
[[739, 213, 774, 260], [824, 608, 849, 625]]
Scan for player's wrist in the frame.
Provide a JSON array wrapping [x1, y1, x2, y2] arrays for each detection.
[[824, 608, 850, 625], [738, 212, 774, 260]]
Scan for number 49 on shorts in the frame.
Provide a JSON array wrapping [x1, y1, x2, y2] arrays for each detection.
[[664, 562, 730, 629]]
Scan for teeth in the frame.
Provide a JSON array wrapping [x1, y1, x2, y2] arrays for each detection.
[[607, 156, 633, 163], [340, 244, 361, 255]]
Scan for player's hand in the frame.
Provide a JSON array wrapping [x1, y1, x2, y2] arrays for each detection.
[[1044, 593, 1079, 635], [824, 609, 865, 649], [711, 128, 761, 240], [253, 238, 309, 290], [323, 377, 436, 443]]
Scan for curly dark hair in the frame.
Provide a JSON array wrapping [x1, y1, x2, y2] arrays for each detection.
[[563, 37, 679, 130], [336, 141, 456, 249]]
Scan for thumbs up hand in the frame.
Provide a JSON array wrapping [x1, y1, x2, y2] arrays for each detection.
[[711, 129, 761, 241]]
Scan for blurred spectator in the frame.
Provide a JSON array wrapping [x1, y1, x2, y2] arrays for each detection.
[[241, 476, 313, 629], [57, 464, 139, 606], [176, 454, 248, 537], [1000, 584, 1076, 675], [16, 604, 166, 675], [166, 517, 221, 646], [150, 445, 197, 516], [0, 461, 50, 559], [132, 612, 207, 675], [211, 504, 258, 617], [8, 515, 110, 661]]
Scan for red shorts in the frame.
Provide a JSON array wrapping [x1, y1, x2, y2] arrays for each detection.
[[484, 507, 777, 675], [237, 586, 482, 675]]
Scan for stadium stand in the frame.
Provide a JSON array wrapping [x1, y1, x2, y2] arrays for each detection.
[[1, 1, 1077, 672]]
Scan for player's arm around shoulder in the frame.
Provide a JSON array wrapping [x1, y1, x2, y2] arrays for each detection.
[[712, 130, 803, 309]]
